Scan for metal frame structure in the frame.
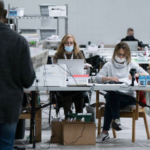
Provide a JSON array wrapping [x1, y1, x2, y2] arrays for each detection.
[[8, 4, 68, 36]]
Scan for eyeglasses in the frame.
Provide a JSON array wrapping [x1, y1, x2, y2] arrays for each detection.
[[117, 53, 125, 57], [64, 42, 74, 46]]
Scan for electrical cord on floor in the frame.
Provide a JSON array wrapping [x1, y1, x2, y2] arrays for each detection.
[[14, 116, 54, 150]]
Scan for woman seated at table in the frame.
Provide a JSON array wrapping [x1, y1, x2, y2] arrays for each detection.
[[96, 42, 148, 142], [53, 34, 89, 116]]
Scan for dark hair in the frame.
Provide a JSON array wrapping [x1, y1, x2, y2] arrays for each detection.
[[112, 42, 131, 64], [127, 28, 134, 33]]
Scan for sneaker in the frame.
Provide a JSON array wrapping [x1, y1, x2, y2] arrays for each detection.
[[112, 119, 122, 131], [96, 132, 110, 143]]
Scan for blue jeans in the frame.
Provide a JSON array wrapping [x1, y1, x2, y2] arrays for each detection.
[[0, 122, 17, 150], [103, 91, 135, 131]]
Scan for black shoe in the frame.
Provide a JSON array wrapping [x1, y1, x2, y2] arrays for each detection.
[[112, 119, 122, 131]]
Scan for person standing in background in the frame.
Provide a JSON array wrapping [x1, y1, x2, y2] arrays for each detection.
[[0, 1, 35, 149], [121, 28, 142, 50]]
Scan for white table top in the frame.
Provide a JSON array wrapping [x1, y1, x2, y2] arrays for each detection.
[[25, 84, 150, 91]]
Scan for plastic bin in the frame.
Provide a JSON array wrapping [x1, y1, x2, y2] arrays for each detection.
[[27, 38, 39, 47], [40, 29, 56, 39], [68, 76, 89, 85], [39, 4, 56, 16], [43, 39, 61, 49], [20, 29, 37, 34], [66, 113, 92, 122], [48, 6, 66, 17], [9, 8, 24, 17]]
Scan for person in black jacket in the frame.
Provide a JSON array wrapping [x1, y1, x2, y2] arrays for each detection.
[[0, 1, 35, 149], [121, 28, 142, 50]]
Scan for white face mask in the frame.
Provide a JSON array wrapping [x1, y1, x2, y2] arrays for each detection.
[[115, 55, 126, 63]]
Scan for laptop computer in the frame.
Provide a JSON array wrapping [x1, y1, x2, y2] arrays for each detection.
[[57, 59, 84, 75], [123, 41, 138, 51]]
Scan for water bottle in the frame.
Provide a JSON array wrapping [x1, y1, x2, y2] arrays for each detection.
[[88, 41, 91, 46], [101, 42, 104, 48], [144, 46, 149, 57], [87, 41, 91, 50]]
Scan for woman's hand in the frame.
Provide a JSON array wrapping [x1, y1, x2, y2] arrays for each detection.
[[129, 74, 132, 80], [109, 77, 119, 82], [84, 63, 92, 69], [129, 73, 140, 80]]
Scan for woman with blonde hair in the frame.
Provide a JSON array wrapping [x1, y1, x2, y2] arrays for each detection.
[[53, 34, 86, 116], [96, 42, 148, 142], [53, 34, 84, 63]]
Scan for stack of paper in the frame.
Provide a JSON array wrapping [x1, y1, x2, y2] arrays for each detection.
[[30, 48, 49, 69]]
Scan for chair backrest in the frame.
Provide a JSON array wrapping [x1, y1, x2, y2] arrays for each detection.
[[86, 55, 105, 70]]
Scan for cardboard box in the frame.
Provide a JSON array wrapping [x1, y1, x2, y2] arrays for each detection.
[[51, 121, 62, 143], [62, 122, 95, 145]]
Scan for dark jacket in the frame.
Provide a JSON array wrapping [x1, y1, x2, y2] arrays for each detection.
[[121, 36, 141, 47], [0, 22, 35, 123]]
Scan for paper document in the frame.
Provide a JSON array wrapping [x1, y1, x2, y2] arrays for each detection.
[[30, 48, 49, 69]]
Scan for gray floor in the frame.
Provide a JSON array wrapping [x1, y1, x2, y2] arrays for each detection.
[[14, 91, 150, 150]]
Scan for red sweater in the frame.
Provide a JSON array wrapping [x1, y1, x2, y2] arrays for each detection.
[[136, 77, 146, 107]]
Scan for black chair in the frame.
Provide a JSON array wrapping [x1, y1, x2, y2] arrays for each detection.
[[48, 91, 90, 123], [47, 56, 52, 64], [79, 44, 86, 48]]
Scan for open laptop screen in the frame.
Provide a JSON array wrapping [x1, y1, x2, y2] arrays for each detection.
[[57, 59, 84, 75], [123, 41, 138, 51]]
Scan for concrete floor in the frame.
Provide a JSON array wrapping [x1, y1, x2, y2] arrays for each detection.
[[14, 91, 150, 150]]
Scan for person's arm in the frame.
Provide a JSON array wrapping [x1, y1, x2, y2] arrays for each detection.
[[20, 38, 35, 88], [96, 63, 119, 83], [136, 39, 143, 50], [102, 76, 119, 82], [78, 51, 86, 63], [78, 51, 92, 68], [53, 53, 59, 64], [129, 73, 148, 80], [129, 62, 149, 79]]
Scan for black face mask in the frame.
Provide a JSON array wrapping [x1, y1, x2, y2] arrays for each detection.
[[126, 36, 134, 40]]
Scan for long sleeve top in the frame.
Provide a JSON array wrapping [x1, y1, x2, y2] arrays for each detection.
[[0, 22, 35, 123], [96, 60, 148, 97]]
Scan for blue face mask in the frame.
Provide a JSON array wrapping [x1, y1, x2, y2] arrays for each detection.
[[64, 46, 74, 52]]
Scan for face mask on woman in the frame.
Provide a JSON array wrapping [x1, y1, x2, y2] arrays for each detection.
[[64, 46, 74, 52], [115, 55, 126, 63]]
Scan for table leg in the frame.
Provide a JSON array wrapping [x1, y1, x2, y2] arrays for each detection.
[[30, 91, 36, 148], [149, 64, 150, 74]]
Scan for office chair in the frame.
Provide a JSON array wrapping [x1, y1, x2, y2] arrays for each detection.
[[48, 91, 90, 123], [96, 91, 150, 142]]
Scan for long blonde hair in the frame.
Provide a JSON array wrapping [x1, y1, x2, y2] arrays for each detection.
[[56, 34, 80, 56], [112, 42, 131, 64]]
